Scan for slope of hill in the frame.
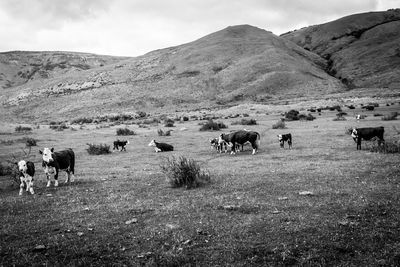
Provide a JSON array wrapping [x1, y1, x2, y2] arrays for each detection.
[[0, 25, 344, 122], [281, 9, 400, 88], [0, 51, 129, 89]]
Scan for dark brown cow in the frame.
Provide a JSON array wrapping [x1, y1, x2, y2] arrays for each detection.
[[40, 148, 75, 187], [218, 130, 260, 155], [277, 133, 292, 149], [351, 127, 384, 150]]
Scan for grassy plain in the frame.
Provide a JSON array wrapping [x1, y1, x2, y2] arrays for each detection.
[[1, 104, 400, 266]]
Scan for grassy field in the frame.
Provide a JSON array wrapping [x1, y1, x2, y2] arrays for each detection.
[[1, 104, 400, 266]]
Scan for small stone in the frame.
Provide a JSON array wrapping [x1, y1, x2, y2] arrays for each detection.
[[278, 197, 288, 200], [33, 245, 46, 251], [77, 232, 84, 236], [125, 218, 138, 224], [299, 191, 314, 196]]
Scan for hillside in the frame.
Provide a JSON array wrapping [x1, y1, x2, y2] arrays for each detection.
[[0, 25, 344, 122], [281, 9, 400, 88]]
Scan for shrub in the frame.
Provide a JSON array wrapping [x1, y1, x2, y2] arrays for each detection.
[[164, 118, 175, 127], [199, 120, 227, 131], [232, 118, 257, 125], [86, 143, 111, 155], [369, 140, 400, 154], [298, 113, 316, 121], [24, 137, 37, 147], [160, 156, 210, 189], [285, 110, 300, 121], [272, 120, 286, 129], [347, 105, 355, 109], [363, 105, 375, 111], [15, 126, 32, 132], [333, 116, 346, 121], [71, 117, 93, 124], [158, 129, 172, 136], [116, 128, 136, 136], [50, 123, 68, 131], [374, 113, 384, 117], [142, 118, 160, 124], [382, 112, 398, 121]]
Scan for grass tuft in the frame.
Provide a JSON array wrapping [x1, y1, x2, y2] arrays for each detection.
[[160, 156, 210, 189], [86, 143, 111, 155], [272, 120, 286, 129]]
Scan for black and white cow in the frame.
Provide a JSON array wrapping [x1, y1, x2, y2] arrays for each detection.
[[277, 133, 292, 149], [210, 138, 227, 153], [351, 127, 385, 150], [39, 148, 75, 187], [148, 140, 174, 152], [218, 130, 260, 155], [113, 140, 129, 151], [16, 160, 35, 195]]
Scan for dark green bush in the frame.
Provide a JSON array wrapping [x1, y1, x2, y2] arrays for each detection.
[[116, 128, 136, 136], [24, 137, 37, 147], [15, 126, 32, 132], [199, 120, 227, 131], [86, 143, 111, 155], [232, 118, 257, 125], [160, 156, 210, 189], [71, 117, 93, 124], [285, 110, 300, 121]]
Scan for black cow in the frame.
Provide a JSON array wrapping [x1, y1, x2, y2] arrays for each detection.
[[277, 133, 292, 149], [218, 130, 260, 155], [39, 148, 75, 187], [113, 140, 129, 151], [351, 127, 384, 150], [148, 140, 174, 152], [16, 160, 35, 195]]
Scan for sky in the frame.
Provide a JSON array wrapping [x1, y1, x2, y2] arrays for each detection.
[[0, 0, 398, 57]]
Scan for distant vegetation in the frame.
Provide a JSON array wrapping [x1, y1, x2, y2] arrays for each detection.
[[272, 120, 286, 129], [231, 118, 257, 125], [116, 128, 136, 136], [158, 129, 172, 136], [15, 126, 32, 133], [382, 112, 398, 121], [86, 143, 111, 155], [284, 110, 315, 121], [199, 120, 227, 131]]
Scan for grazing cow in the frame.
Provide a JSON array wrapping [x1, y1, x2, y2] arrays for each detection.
[[148, 140, 174, 152], [17, 160, 35, 195], [277, 133, 292, 149], [39, 148, 75, 187], [351, 127, 384, 150], [218, 130, 260, 155], [210, 138, 227, 153], [113, 140, 129, 151]]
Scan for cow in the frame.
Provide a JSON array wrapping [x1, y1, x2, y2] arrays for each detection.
[[16, 160, 35, 195], [210, 138, 227, 153], [351, 127, 384, 150], [39, 148, 75, 187], [148, 140, 174, 152], [113, 140, 129, 151], [277, 133, 292, 149], [218, 130, 260, 155]]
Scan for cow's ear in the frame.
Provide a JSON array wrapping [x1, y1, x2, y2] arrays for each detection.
[[51, 148, 54, 152], [39, 150, 43, 154], [14, 162, 18, 165]]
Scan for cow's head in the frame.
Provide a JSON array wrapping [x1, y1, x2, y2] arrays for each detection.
[[17, 160, 27, 173], [148, 140, 156, 147], [39, 147, 54, 163], [351, 129, 358, 142], [277, 135, 284, 147]]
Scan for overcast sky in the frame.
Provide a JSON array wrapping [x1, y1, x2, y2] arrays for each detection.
[[0, 0, 398, 57]]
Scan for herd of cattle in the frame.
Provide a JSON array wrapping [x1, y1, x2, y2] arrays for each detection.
[[15, 126, 385, 196]]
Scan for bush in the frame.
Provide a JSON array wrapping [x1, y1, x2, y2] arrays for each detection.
[[347, 105, 355, 109], [369, 140, 400, 154], [232, 118, 257, 125], [199, 120, 227, 131], [116, 128, 136, 136], [298, 113, 316, 121], [158, 129, 172, 136], [285, 110, 300, 121], [71, 117, 93, 124], [86, 143, 111, 155], [24, 137, 37, 147], [272, 120, 286, 129], [142, 118, 160, 124], [50, 123, 68, 131], [382, 112, 398, 121], [164, 118, 175, 127], [160, 156, 210, 189], [15, 126, 32, 132]]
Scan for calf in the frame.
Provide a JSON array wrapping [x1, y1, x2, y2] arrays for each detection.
[[218, 130, 260, 155], [113, 140, 129, 151], [277, 133, 292, 149], [210, 138, 227, 153], [351, 127, 384, 150], [17, 160, 35, 195], [39, 148, 75, 187], [148, 140, 174, 152]]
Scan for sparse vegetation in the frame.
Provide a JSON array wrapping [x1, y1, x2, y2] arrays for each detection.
[[15, 125, 32, 133], [116, 128, 136, 136], [232, 118, 257, 125], [382, 112, 398, 121], [158, 129, 172, 136], [71, 117, 93, 124], [86, 143, 111, 155], [24, 137, 37, 147], [160, 156, 210, 189], [369, 140, 400, 154], [272, 120, 286, 129], [199, 120, 227, 131]]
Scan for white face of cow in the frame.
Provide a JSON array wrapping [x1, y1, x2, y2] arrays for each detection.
[[40, 147, 54, 163], [18, 160, 27, 173], [277, 135, 283, 141], [351, 129, 358, 138], [218, 134, 225, 144], [148, 140, 156, 147]]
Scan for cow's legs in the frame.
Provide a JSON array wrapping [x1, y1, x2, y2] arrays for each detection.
[[231, 142, 236, 155], [19, 176, 25, 195], [54, 170, 59, 187], [46, 174, 51, 187], [26, 175, 34, 194]]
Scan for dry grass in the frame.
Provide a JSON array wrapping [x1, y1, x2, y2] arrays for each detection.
[[1, 105, 400, 266]]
